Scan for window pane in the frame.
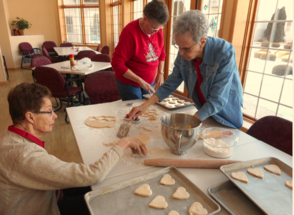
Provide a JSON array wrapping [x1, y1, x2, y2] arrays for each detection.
[[133, 0, 143, 20], [264, 52, 291, 77], [277, 105, 293, 121], [63, 0, 80, 5], [255, 0, 278, 21], [83, 0, 98, 4], [207, 14, 219, 37], [64, 9, 83, 43], [276, 0, 293, 22], [84, 8, 100, 43], [260, 75, 283, 102], [244, 72, 262, 96], [113, 5, 119, 48], [202, 0, 209, 14], [247, 48, 267, 73], [243, 94, 258, 118], [256, 99, 278, 120], [280, 79, 293, 107]]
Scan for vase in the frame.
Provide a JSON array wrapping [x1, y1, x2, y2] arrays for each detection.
[[18, 30, 24, 35]]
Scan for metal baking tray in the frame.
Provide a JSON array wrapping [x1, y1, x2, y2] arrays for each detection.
[[208, 180, 265, 215], [85, 167, 220, 215], [143, 93, 194, 110], [220, 157, 292, 215]]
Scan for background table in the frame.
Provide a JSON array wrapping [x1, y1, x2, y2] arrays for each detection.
[[54, 46, 100, 56]]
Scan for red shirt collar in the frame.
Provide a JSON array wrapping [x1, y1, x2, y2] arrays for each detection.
[[8, 125, 45, 148]]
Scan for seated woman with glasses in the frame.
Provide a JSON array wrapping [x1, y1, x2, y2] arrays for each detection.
[[111, 0, 169, 100], [128, 10, 244, 129], [0, 82, 147, 215]]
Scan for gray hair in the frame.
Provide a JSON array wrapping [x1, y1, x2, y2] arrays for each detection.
[[143, 0, 169, 25], [173, 10, 209, 44]]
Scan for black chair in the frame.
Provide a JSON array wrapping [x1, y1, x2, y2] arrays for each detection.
[[2, 56, 9, 80]]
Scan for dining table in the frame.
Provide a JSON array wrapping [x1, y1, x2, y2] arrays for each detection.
[[53, 46, 100, 56], [66, 99, 292, 214]]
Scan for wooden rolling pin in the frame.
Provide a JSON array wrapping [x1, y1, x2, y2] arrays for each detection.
[[144, 158, 240, 169]]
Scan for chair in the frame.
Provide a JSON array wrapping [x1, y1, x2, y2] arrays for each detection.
[[247, 116, 292, 156], [60, 42, 73, 47], [96, 44, 101, 52], [34, 67, 84, 123], [101, 46, 110, 55], [31, 56, 52, 83], [19, 42, 42, 69], [42, 41, 58, 57], [84, 70, 120, 104], [2, 56, 9, 80], [42, 46, 62, 63], [76, 50, 96, 60]]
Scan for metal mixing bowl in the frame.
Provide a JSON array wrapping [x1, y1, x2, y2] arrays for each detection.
[[161, 113, 202, 155]]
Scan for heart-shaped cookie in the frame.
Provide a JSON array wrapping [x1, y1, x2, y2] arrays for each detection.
[[149, 195, 168, 209], [264, 164, 281, 175], [172, 187, 190, 200], [168, 210, 179, 215], [160, 174, 175, 185], [231, 172, 249, 183], [285, 181, 292, 189], [134, 184, 152, 197], [189, 202, 208, 215], [247, 168, 264, 179]]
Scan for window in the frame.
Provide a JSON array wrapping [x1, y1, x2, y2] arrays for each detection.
[[61, 0, 100, 44], [132, 0, 144, 21], [110, 0, 122, 48], [242, 0, 293, 121]]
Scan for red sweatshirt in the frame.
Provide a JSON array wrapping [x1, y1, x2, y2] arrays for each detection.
[[111, 19, 166, 87]]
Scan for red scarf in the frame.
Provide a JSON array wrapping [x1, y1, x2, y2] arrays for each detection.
[[193, 59, 206, 105]]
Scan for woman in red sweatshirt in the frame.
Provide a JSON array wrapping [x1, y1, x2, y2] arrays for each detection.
[[111, 0, 169, 100]]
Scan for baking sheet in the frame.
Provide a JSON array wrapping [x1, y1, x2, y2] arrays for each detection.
[[143, 93, 194, 110], [208, 180, 265, 215], [85, 167, 220, 215], [220, 157, 292, 215]]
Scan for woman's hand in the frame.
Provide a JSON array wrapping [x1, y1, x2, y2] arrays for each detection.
[[138, 78, 155, 95], [154, 73, 164, 91], [117, 137, 147, 156]]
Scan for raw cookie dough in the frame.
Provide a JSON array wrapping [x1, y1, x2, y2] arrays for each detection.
[[175, 103, 184, 107], [169, 101, 176, 104], [160, 174, 175, 185], [189, 202, 208, 215], [149, 115, 157, 121], [286, 181, 292, 189], [149, 196, 168, 209], [172, 97, 179, 100], [177, 100, 185, 103], [171, 123, 180, 129], [85, 116, 117, 128], [160, 101, 167, 105], [131, 132, 150, 144], [169, 95, 174, 98], [247, 168, 264, 179], [166, 104, 175, 108], [163, 98, 172, 102], [102, 141, 117, 147], [137, 126, 152, 132], [231, 172, 249, 183], [168, 211, 179, 215], [134, 184, 152, 196], [172, 187, 190, 200], [183, 125, 192, 129], [184, 101, 192, 105], [142, 108, 158, 117], [264, 164, 281, 175]]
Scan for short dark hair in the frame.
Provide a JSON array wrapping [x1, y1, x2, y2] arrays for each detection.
[[8, 82, 52, 124], [143, 0, 169, 25]]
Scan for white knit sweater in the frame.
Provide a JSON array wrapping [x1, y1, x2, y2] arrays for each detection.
[[0, 130, 123, 215]]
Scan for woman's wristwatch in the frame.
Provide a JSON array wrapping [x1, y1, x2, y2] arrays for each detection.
[[160, 71, 164, 75]]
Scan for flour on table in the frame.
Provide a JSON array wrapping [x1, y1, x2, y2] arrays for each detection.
[[149, 196, 168, 209], [134, 184, 152, 196], [247, 168, 264, 179], [264, 164, 282, 175], [160, 174, 175, 185], [231, 172, 248, 183], [172, 187, 190, 200], [85, 116, 117, 128], [189, 202, 208, 215], [137, 126, 153, 132]]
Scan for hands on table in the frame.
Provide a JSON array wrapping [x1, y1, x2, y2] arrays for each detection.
[[117, 137, 147, 156]]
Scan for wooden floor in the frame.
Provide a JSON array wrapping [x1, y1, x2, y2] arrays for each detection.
[[0, 68, 83, 164]]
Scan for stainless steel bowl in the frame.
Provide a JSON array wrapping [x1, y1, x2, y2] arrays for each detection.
[[161, 113, 202, 155]]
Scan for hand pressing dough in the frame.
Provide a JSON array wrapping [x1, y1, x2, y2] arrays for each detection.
[[168, 211, 179, 215], [172, 187, 190, 200], [137, 126, 152, 132], [189, 202, 208, 215], [160, 174, 175, 185], [149, 195, 168, 209], [231, 172, 249, 183], [264, 164, 281, 175], [247, 168, 264, 179], [85, 116, 117, 128], [286, 181, 292, 189], [102, 141, 117, 147], [131, 132, 150, 145], [134, 184, 152, 196]]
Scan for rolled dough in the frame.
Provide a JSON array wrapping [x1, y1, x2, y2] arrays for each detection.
[[231, 172, 249, 183], [142, 108, 158, 117], [137, 126, 152, 132], [172, 187, 190, 200], [85, 116, 117, 128], [160, 174, 175, 185], [149, 115, 157, 120], [286, 181, 292, 189], [102, 141, 117, 147], [134, 184, 152, 196], [264, 164, 281, 175], [189, 202, 208, 215], [247, 168, 264, 179], [168, 211, 179, 215], [149, 195, 168, 209]]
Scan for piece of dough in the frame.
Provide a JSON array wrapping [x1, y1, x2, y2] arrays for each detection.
[[172, 97, 179, 100], [85, 116, 117, 128], [171, 123, 180, 129], [169, 95, 174, 98], [168, 211, 179, 215], [159, 101, 167, 105], [102, 141, 117, 147], [166, 104, 175, 108], [149, 195, 168, 209], [137, 126, 152, 132], [175, 103, 184, 107], [160, 174, 175, 185], [163, 98, 172, 102], [183, 125, 192, 129], [264, 164, 281, 175], [231, 172, 249, 183], [131, 132, 150, 145], [134, 184, 152, 196], [172, 187, 190, 200], [169, 101, 176, 104], [286, 181, 292, 189], [189, 202, 208, 215], [177, 100, 185, 103], [142, 108, 158, 117], [184, 102, 192, 105], [149, 115, 157, 121], [247, 168, 264, 179]]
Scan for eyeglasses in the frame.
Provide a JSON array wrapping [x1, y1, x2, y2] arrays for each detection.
[[32, 107, 54, 116], [174, 43, 197, 53]]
